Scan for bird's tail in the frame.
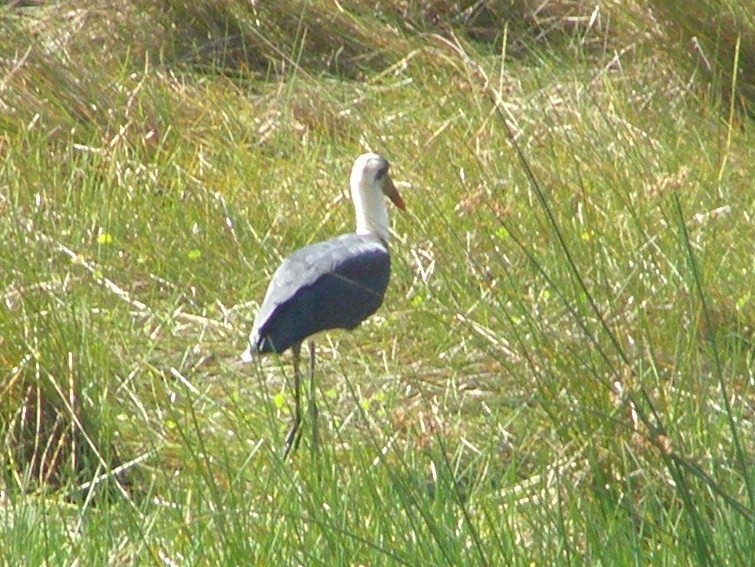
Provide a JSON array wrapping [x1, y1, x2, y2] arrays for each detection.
[[240, 343, 255, 363]]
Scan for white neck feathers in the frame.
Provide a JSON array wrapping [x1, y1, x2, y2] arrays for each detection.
[[350, 155, 391, 242]]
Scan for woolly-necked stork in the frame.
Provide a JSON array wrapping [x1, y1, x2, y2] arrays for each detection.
[[241, 153, 404, 456]]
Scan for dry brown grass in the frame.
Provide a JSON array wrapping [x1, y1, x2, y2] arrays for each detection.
[[648, 0, 755, 118]]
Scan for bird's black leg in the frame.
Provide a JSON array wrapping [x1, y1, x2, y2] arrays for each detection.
[[283, 342, 303, 458], [307, 340, 319, 456]]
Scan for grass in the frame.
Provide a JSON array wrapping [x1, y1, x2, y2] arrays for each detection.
[[1, 0, 753, 564]]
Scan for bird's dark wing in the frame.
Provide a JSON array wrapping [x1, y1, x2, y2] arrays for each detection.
[[249, 234, 391, 354]]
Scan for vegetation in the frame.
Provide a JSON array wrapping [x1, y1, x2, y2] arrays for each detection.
[[1, 0, 753, 564]]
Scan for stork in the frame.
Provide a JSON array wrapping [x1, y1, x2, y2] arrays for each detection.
[[241, 153, 404, 456]]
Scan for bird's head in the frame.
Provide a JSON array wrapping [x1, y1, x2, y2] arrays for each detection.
[[350, 153, 405, 212]]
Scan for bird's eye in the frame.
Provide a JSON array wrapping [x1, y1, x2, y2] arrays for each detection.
[[375, 164, 389, 180]]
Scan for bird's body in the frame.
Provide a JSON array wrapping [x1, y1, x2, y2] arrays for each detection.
[[242, 152, 404, 456], [244, 233, 390, 357]]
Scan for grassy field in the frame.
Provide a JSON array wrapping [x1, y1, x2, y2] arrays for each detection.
[[1, 0, 753, 564]]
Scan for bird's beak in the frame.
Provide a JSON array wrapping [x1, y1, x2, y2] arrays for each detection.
[[382, 175, 405, 211]]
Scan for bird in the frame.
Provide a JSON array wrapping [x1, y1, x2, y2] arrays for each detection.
[[241, 152, 405, 457]]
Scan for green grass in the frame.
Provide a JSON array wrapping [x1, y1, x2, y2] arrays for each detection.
[[1, 1, 753, 564]]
